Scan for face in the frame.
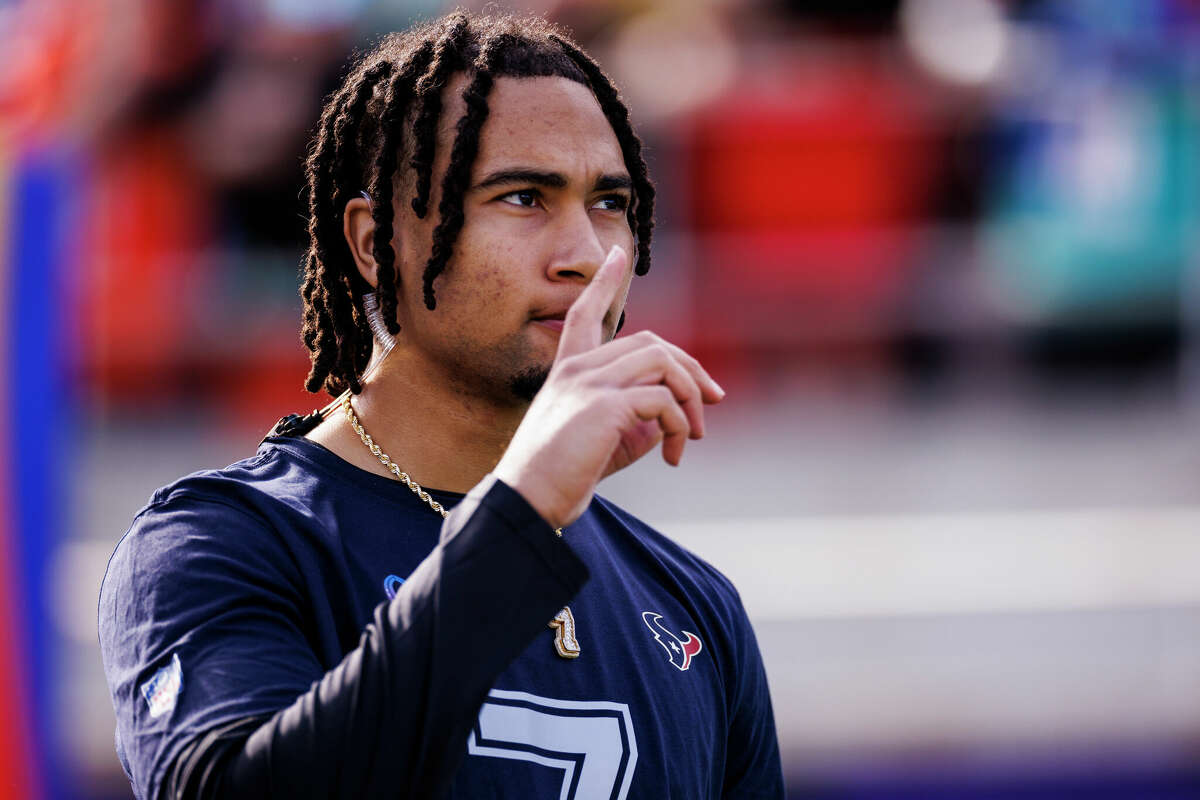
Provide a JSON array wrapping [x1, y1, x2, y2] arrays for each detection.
[[387, 74, 637, 405]]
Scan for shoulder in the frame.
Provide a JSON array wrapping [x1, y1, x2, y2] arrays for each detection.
[[138, 438, 333, 521], [589, 494, 745, 615], [99, 442, 327, 624], [113, 437, 359, 556]]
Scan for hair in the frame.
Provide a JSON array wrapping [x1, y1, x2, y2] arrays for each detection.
[[299, 11, 656, 397]]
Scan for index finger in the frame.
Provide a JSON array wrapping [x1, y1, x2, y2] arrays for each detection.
[[557, 245, 627, 360]]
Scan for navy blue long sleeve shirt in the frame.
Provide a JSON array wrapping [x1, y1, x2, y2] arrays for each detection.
[[98, 433, 783, 799]]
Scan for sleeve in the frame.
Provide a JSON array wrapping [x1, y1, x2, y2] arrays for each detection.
[[98, 474, 588, 800], [721, 594, 785, 799]]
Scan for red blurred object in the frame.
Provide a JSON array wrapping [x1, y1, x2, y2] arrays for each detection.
[[689, 73, 934, 233], [79, 128, 214, 408], [684, 60, 939, 357], [0, 493, 40, 800], [216, 340, 323, 433]]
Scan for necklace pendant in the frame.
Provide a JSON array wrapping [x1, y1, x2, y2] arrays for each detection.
[[548, 606, 581, 659]]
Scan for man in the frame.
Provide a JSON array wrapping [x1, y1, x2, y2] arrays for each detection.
[[99, 12, 783, 799]]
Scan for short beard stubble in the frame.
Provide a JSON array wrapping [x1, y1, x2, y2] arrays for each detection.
[[509, 364, 551, 402]]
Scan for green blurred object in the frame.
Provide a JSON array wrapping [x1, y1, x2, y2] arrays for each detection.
[[985, 82, 1200, 325]]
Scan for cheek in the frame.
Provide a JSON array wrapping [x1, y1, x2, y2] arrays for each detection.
[[433, 243, 520, 316], [445, 269, 512, 309]]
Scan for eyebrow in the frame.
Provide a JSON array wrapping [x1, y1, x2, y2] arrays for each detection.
[[474, 168, 632, 192], [594, 174, 633, 192]]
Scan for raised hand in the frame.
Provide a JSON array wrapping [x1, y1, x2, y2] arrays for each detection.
[[493, 246, 724, 529]]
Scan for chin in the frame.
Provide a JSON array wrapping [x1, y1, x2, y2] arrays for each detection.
[[508, 364, 551, 402]]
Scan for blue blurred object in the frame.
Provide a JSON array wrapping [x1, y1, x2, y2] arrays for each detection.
[[6, 146, 82, 799], [984, 0, 1200, 325]]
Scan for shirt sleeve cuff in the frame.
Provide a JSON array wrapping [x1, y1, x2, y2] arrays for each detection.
[[442, 473, 590, 591]]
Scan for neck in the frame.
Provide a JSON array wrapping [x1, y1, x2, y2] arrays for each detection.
[[341, 346, 529, 494]]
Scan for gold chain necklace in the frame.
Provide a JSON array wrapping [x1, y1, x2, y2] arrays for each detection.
[[342, 396, 581, 659]]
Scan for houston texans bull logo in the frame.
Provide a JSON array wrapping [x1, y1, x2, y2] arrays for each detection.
[[642, 611, 703, 671]]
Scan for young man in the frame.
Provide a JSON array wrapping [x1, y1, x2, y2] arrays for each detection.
[[99, 12, 783, 799]]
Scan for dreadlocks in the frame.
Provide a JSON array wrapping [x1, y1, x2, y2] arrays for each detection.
[[299, 12, 656, 397]]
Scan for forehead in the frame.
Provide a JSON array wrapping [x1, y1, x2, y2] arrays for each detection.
[[440, 75, 626, 181]]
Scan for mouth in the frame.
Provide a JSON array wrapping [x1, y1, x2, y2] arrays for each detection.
[[530, 311, 567, 334]]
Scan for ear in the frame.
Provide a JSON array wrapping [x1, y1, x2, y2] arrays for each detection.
[[343, 196, 379, 289]]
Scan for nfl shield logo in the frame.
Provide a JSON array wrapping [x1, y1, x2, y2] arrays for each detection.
[[141, 653, 183, 719]]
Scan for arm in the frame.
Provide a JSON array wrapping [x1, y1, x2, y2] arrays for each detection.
[[721, 598, 785, 799], [100, 476, 586, 800]]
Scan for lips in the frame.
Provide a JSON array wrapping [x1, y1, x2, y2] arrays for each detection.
[[534, 318, 565, 332], [531, 310, 568, 333]]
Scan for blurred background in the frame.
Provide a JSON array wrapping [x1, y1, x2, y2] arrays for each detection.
[[3, 0, 1200, 797]]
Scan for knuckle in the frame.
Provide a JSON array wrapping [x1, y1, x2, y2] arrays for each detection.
[[646, 330, 674, 350], [635, 331, 663, 351], [648, 342, 672, 363]]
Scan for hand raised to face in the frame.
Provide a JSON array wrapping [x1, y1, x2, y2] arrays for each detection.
[[494, 246, 724, 530]]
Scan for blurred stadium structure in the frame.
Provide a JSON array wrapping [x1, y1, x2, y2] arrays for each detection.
[[3, 0, 1200, 797]]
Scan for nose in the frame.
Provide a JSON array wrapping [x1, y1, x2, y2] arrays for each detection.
[[546, 206, 606, 283]]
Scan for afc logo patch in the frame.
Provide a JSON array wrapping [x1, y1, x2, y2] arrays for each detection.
[[641, 611, 703, 671], [141, 652, 183, 719]]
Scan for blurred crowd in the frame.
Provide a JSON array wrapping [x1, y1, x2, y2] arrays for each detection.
[[5, 0, 1199, 429]]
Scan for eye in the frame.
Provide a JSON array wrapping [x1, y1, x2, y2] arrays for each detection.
[[592, 194, 629, 212], [499, 189, 539, 208]]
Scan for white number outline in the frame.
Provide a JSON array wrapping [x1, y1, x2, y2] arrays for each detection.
[[467, 689, 638, 800]]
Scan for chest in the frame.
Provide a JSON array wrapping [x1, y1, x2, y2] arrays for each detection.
[[451, 571, 730, 799], [323, 513, 732, 798]]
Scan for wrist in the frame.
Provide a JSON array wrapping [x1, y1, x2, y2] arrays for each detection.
[[492, 460, 568, 530]]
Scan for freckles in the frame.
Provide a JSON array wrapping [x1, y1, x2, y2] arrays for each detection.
[[484, 266, 512, 301], [437, 226, 524, 315], [439, 263, 511, 309]]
